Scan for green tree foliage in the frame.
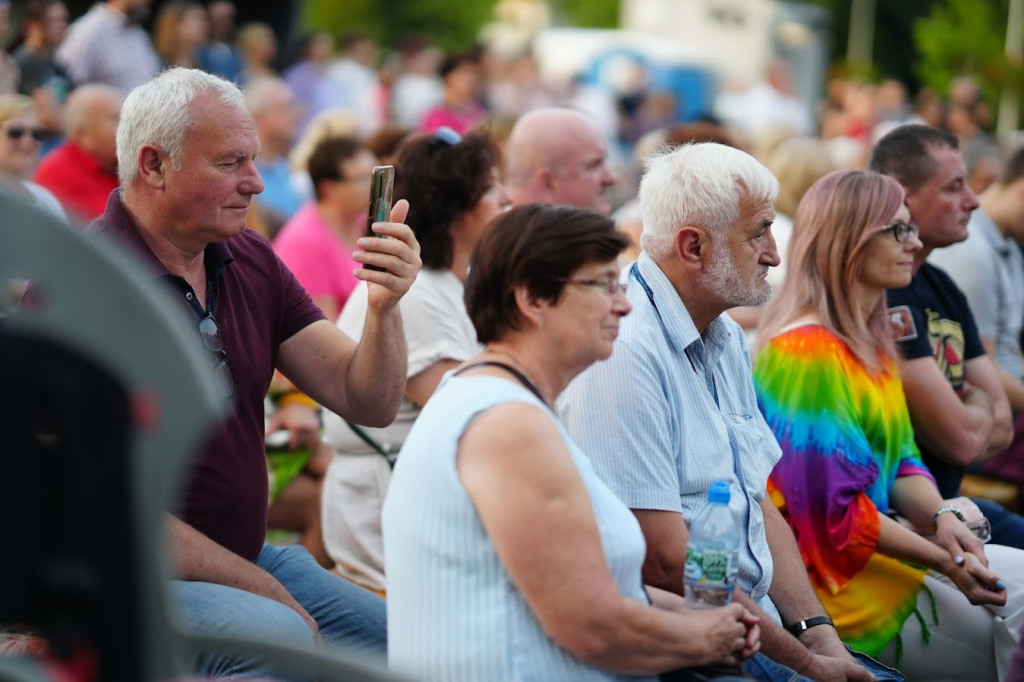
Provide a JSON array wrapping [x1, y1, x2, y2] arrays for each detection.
[[801, 0, 935, 90], [303, 0, 498, 51], [913, 0, 1014, 104], [551, 0, 620, 27], [301, 0, 376, 40]]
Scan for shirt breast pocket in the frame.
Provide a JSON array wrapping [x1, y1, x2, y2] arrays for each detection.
[[723, 412, 777, 501]]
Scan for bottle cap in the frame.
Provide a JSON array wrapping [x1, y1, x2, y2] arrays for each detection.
[[708, 480, 730, 505]]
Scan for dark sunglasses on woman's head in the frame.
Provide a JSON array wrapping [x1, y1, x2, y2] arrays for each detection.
[[5, 126, 45, 142], [882, 220, 919, 244]]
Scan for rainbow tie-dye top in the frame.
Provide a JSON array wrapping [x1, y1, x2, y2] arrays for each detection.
[[753, 324, 933, 657]]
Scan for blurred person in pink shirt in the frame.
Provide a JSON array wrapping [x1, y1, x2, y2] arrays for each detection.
[[419, 52, 485, 136], [273, 135, 377, 322]]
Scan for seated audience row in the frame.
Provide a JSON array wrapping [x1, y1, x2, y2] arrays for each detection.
[[14, 56, 1024, 682]]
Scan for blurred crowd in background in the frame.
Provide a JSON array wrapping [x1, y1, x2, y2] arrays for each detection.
[[0, 0, 1012, 234]]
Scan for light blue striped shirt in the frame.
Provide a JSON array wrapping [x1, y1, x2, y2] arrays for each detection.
[[559, 252, 782, 620], [384, 374, 655, 682]]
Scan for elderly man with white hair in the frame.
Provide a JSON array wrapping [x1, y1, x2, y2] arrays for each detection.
[[559, 143, 900, 682], [88, 67, 421, 677]]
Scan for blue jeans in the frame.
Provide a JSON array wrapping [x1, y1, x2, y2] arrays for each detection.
[[745, 647, 905, 682], [972, 497, 1024, 549], [660, 665, 752, 680], [171, 543, 387, 678]]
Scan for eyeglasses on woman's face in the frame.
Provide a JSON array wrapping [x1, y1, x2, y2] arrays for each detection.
[[561, 277, 628, 295], [881, 220, 919, 244]]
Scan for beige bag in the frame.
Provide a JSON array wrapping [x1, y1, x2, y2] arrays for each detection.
[[892, 496, 992, 543]]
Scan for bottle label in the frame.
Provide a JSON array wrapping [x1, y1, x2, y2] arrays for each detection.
[[685, 548, 734, 585], [700, 550, 729, 581], [684, 547, 736, 609]]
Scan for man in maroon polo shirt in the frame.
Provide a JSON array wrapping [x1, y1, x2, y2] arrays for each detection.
[[91, 67, 420, 676]]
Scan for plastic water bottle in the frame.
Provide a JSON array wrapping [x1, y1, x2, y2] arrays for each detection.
[[684, 480, 741, 609]]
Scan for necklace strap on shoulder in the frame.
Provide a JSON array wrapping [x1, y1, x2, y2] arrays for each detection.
[[454, 361, 547, 406]]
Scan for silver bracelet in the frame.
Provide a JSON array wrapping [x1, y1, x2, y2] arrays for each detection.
[[933, 505, 967, 528]]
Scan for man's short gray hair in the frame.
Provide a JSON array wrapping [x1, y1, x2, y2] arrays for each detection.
[[639, 143, 779, 260], [117, 67, 246, 187]]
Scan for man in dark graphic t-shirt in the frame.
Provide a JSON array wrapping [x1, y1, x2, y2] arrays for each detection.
[[873, 124, 1024, 548], [887, 263, 988, 496]]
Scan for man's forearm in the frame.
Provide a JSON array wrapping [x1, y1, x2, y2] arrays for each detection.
[[343, 304, 408, 427], [167, 518, 298, 612], [758, 501, 862, 676], [961, 385, 997, 456], [167, 517, 319, 637], [761, 498, 829, 624], [732, 590, 815, 671], [999, 368, 1024, 415], [169, 516, 266, 588]]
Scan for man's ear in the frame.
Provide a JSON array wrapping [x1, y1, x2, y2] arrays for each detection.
[[903, 189, 921, 222], [137, 144, 166, 189], [673, 226, 710, 270], [536, 167, 555, 195]]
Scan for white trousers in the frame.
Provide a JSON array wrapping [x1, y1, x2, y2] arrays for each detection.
[[320, 452, 392, 594], [877, 543, 1024, 681]]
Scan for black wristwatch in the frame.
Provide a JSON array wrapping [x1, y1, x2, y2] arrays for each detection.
[[787, 615, 835, 638]]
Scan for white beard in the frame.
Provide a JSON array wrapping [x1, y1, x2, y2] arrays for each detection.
[[705, 248, 771, 308]]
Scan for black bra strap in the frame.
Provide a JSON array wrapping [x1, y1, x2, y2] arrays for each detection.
[[454, 361, 547, 406]]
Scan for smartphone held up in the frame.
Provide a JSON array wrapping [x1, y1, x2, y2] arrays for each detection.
[[364, 165, 395, 272]]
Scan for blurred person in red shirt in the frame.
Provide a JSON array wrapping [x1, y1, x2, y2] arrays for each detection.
[[33, 83, 120, 222]]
